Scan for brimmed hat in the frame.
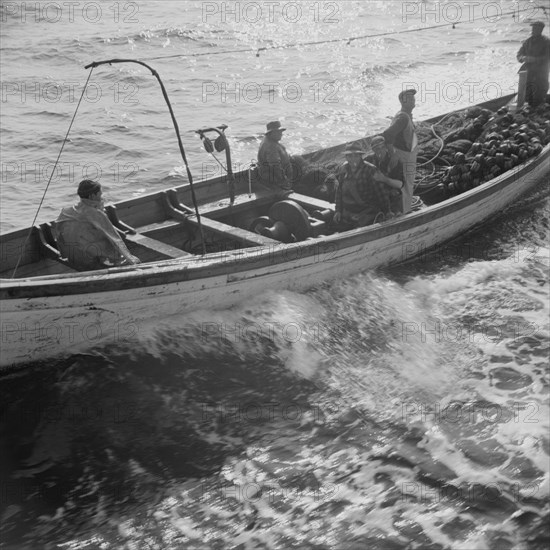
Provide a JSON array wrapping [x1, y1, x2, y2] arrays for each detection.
[[530, 21, 545, 28], [344, 142, 364, 155], [370, 135, 386, 148], [266, 121, 286, 134], [398, 88, 417, 102]]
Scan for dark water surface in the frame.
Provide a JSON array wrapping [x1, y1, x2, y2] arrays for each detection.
[[1, 1, 549, 548]]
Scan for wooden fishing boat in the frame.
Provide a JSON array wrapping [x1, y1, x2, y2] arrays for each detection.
[[1, 92, 548, 368]]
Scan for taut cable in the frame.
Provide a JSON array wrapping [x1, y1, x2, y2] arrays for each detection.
[[11, 67, 95, 278]]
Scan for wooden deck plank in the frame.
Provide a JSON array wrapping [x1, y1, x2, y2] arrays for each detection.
[[178, 214, 279, 247], [136, 219, 182, 235], [287, 193, 335, 212], [131, 190, 332, 238], [125, 233, 193, 259], [163, 190, 280, 247], [184, 190, 275, 218], [131, 191, 273, 236]]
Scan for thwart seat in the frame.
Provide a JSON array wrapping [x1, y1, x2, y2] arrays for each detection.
[[105, 204, 193, 259], [162, 189, 280, 247]]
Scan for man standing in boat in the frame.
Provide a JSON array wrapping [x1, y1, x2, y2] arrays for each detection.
[[333, 143, 402, 227], [257, 120, 293, 195], [517, 21, 550, 107], [365, 135, 406, 214], [54, 180, 140, 271], [382, 89, 418, 214]]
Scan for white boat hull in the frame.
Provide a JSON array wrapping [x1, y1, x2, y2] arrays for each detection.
[[1, 146, 548, 368]]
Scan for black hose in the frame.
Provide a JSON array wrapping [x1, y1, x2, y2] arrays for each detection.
[[85, 58, 206, 255]]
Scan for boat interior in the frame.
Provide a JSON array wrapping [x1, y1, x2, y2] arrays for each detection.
[[1, 92, 547, 280], [0, 178, 338, 279]]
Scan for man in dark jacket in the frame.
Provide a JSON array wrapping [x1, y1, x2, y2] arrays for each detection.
[[365, 135, 405, 213], [333, 143, 402, 228], [517, 21, 550, 107], [257, 120, 292, 195]]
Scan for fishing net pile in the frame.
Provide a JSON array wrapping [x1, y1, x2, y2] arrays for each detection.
[[292, 102, 550, 204], [415, 102, 550, 198]]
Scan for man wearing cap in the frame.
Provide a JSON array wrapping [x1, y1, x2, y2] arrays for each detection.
[[54, 179, 140, 271], [517, 21, 550, 107], [382, 89, 418, 214], [257, 121, 293, 195], [333, 143, 402, 228]]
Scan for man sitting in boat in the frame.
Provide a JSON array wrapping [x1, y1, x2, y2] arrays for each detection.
[[365, 135, 406, 213], [257, 120, 293, 195], [54, 179, 140, 271], [333, 143, 402, 228], [517, 21, 550, 107], [382, 89, 418, 214]]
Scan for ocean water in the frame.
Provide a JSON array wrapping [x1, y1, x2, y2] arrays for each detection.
[[1, 1, 549, 548]]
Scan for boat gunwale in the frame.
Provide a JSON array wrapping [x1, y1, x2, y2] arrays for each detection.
[[0, 93, 516, 243], [2, 92, 549, 297], [1, 138, 548, 297]]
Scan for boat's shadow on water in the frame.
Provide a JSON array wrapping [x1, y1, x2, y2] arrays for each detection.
[[0, 335, 322, 544]]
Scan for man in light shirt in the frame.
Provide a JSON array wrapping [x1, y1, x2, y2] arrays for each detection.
[[382, 89, 418, 213]]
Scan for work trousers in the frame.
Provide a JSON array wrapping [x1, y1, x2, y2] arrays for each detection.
[[392, 147, 417, 214]]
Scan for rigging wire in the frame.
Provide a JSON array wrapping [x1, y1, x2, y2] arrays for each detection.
[[136, 7, 538, 63], [11, 68, 96, 278], [206, 150, 228, 173]]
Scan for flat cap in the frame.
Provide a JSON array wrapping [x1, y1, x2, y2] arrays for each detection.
[[398, 88, 417, 102]]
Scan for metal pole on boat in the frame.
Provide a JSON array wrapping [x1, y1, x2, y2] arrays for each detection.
[[196, 125, 235, 205], [84, 59, 207, 255], [248, 161, 256, 197], [220, 125, 236, 205]]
